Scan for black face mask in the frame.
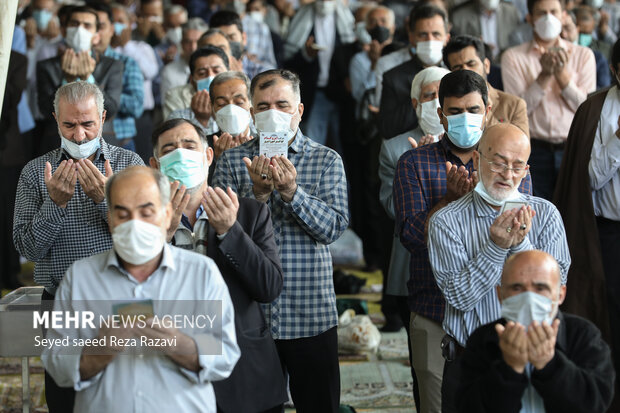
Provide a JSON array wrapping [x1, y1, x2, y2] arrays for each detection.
[[368, 25, 391, 43], [229, 41, 244, 60]]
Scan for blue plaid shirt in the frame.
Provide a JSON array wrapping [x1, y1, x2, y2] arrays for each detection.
[[213, 130, 349, 339], [104, 47, 144, 140], [242, 15, 277, 68]]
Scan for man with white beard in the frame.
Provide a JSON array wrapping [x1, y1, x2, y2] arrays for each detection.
[[426, 123, 571, 412]]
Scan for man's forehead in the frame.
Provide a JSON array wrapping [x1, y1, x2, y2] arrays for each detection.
[[111, 174, 161, 207], [444, 92, 483, 107], [253, 77, 294, 100], [57, 97, 98, 117], [414, 15, 445, 32], [195, 55, 224, 68], [213, 79, 247, 96], [70, 12, 97, 25], [158, 123, 202, 145]]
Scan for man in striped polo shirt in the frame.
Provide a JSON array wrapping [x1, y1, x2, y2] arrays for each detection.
[[427, 123, 571, 412]]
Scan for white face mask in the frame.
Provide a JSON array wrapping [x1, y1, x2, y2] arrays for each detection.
[[416, 98, 443, 137], [59, 125, 102, 159], [65, 26, 94, 52], [249, 11, 264, 23], [315, 0, 336, 16], [501, 291, 558, 329], [165, 27, 182, 45], [112, 219, 166, 265], [416, 40, 444, 66], [474, 158, 520, 206], [534, 14, 562, 42], [254, 109, 295, 135], [215, 104, 252, 136]]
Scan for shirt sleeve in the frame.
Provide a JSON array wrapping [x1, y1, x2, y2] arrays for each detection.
[[13, 164, 68, 264], [119, 56, 144, 119], [378, 140, 397, 219], [589, 129, 620, 190], [135, 43, 160, 81], [393, 152, 430, 251], [349, 53, 375, 103], [427, 210, 509, 312], [282, 154, 349, 244]]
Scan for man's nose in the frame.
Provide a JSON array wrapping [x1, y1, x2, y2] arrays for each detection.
[[73, 127, 87, 144]]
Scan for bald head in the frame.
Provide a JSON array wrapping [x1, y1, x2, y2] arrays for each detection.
[[499, 250, 566, 305], [478, 123, 530, 159]]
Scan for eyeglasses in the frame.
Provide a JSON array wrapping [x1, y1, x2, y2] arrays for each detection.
[[479, 152, 529, 177]]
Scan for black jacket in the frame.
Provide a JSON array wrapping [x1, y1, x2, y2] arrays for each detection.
[[457, 312, 615, 413]]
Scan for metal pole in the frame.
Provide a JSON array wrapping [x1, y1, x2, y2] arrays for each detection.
[[21, 357, 30, 413], [0, 0, 19, 121]]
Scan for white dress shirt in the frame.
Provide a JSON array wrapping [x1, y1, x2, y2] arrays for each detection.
[[313, 12, 336, 88], [480, 11, 499, 59], [160, 58, 190, 99], [42, 244, 240, 413], [589, 86, 620, 221]]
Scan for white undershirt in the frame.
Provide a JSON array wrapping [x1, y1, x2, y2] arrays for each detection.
[[314, 12, 336, 88]]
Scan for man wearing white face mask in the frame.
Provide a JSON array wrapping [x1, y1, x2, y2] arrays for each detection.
[[42, 165, 241, 412], [37, 5, 124, 157], [426, 122, 570, 413], [502, 0, 596, 201], [457, 250, 614, 412], [213, 69, 349, 413], [13, 82, 143, 412], [209, 72, 256, 165], [378, 4, 450, 139], [379, 66, 449, 413], [149, 118, 287, 412]]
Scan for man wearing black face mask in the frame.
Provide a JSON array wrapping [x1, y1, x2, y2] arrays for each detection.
[[349, 6, 396, 109], [209, 10, 274, 79]]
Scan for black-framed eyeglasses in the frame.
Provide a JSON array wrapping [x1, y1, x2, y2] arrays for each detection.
[[479, 152, 529, 177]]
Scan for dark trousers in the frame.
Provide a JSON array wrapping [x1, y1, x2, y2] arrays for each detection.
[[42, 289, 75, 413], [441, 338, 463, 413], [0, 166, 22, 289], [597, 217, 620, 389], [528, 139, 564, 201], [395, 296, 421, 410], [134, 109, 156, 164], [275, 327, 340, 413]]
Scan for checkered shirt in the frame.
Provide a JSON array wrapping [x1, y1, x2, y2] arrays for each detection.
[[13, 139, 144, 293], [104, 48, 145, 140], [242, 15, 277, 68], [212, 130, 349, 339], [393, 137, 533, 323]]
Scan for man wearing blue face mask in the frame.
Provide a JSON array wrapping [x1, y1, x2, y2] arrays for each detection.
[[13, 81, 143, 412], [457, 250, 614, 412], [394, 69, 534, 413], [149, 118, 287, 413], [426, 121, 570, 413], [165, 46, 230, 131]]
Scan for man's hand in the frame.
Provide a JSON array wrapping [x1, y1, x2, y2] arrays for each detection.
[[552, 48, 571, 89], [162, 44, 178, 65], [496, 321, 528, 374], [304, 35, 319, 58], [242, 156, 274, 202], [201, 186, 239, 235], [79, 318, 134, 380], [270, 156, 297, 202], [213, 133, 236, 159], [368, 40, 387, 66], [61, 49, 79, 81], [45, 160, 77, 208], [76, 159, 113, 204], [167, 181, 190, 242], [75, 51, 96, 80], [445, 161, 475, 202], [537, 51, 555, 88], [489, 208, 520, 249], [191, 90, 212, 126], [511, 205, 536, 246], [528, 319, 560, 370], [137, 319, 200, 371], [615, 115, 620, 140], [24, 18, 38, 49]]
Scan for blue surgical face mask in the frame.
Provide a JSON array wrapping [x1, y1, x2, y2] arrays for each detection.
[[196, 76, 215, 92], [158, 148, 207, 189], [501, 291, 557, 329], [443, 112, 485, 149], [113, 22, 127, 36], [33, 9, 53, 31], [578, 33, 593, 47]]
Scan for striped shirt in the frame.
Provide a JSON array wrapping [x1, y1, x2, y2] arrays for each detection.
[[393, 137, 533, 322], [427, 190, 571, 347], [212, 130, 349, 339], [13, 139, 144, 293]]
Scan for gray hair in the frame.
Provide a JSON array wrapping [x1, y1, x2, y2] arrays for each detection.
[[105, 166, 171, 211], [110, 3, 131, 21], [209, 71, 251, 103], [53, 81, 104, 119], [410, 66, 450, 100], [165, 4, 188, 19], [366, 6, 395, 28], [183, 17, 208, 36]]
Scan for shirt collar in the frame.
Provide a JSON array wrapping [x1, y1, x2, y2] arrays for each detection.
[[289, 129, 305, 154], [104, 242, 176, 278], [55, 136, 109, 164]]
